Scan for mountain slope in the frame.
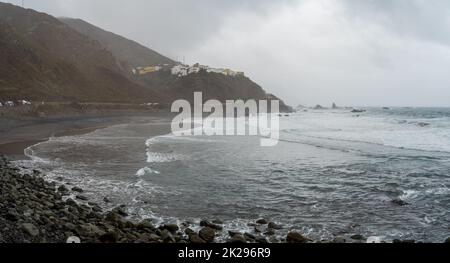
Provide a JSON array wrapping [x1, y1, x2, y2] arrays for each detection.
[[135, 70, 292, 112], [59, 17, 292, 111], [0, 3, 162, 102], [59, 18, 175, 71], [0, 3, 292, 111]]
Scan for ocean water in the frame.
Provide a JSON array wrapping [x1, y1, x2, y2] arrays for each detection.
[[16, 108, 450, 242]]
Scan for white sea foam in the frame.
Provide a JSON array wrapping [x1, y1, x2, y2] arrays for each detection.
[[399, 190, 420, 201], [145, 152, 185, 163], [279, 111, 450, 153], [367, 236, 385, 243], [136, 167, 160, 177]]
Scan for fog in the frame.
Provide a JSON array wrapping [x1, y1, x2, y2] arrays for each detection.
[[4, 0, 450, 107]]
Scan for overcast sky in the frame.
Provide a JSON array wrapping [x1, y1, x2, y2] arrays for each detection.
[[4, 0, 450, 107]]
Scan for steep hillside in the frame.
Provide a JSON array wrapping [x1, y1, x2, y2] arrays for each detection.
[[0, 3, 292, 111], [0, 3, 162, 102], [59, 18, 175, 71], [59, 17, 292, 111], [164, 71, 267, 101], [137, 70, 292, 112]]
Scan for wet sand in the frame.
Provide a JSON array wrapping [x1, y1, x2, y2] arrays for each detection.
[[0, 112, 173, 160]]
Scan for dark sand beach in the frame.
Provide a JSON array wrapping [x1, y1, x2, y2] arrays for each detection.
[[0, 110, 172, 159]]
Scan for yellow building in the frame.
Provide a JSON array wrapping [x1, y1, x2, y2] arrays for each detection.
[[138, 66, 161, 75]]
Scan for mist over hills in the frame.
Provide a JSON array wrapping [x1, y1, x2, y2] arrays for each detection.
[[0, 2, 291, 111], [0, 2, 164, 103], [59, 18, 175, 71]]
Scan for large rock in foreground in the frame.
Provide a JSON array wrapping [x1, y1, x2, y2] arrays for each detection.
[[286, 231, 310, 243]]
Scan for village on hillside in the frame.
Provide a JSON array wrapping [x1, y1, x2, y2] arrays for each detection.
[[132, 63, 245, 78]]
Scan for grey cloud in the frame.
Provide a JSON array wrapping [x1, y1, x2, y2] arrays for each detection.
[[342, 0, 450, 47], [8, 0, 296, 59], [3, 0, 450, 106]]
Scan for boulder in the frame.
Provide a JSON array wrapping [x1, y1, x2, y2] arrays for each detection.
[[350, 234, 366, 241], [66, 198, 78, 207], [105, 211, 123, 224], [161, 230, 175, 243], [212, 219, 223, 224], [58, 185, 69, 194], [72, 187, 84, 193], [286, 231, 310, 243], [268, 222, 283, 230], [254, 225, 263, 233], [244, 233, 256, 240], [392, 199, 409, 206], [6, 209, 19, 221], [22, 223, 39, 237], [256, 218, 268, 225], [417, 122, 430, 128], [199, 227, 216, 243], [228, 231, 242, 237], [200, 220, 223, 231], [99, 231, 118, 243], [189, 234, 206, 244], [64, 223, 76, 231], [314, 105, 325, 110], [265, 229, 276, 236], [112, 206, 129, 217], [79, 223, 104, 237], [229, 234, 247, 244], [332, 237, 347, 243], [137, 219, 155, 230], [255, 236, 269, 243], [76, 195, 89, 201], [162, 224, 179, 233], [185, 228, 196, 236]]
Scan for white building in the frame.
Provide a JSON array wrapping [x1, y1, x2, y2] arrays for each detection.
[[171, 63, 244, 78], [171, 65, 189, 77], [19, 100, 31, 105]]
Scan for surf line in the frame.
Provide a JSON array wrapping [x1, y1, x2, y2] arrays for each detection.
[[171, 92, 280, 147]]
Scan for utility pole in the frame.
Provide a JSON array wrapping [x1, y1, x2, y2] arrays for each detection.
[[21, 0, 24, 8]]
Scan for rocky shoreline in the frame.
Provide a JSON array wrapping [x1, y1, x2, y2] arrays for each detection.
[[1, 156, 449, 244], [0, 156, 294, 243]]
